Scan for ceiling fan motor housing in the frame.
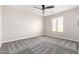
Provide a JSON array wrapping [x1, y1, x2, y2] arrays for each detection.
[[42, 5, 45, 10]]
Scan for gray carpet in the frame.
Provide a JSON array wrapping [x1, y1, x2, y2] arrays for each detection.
[[14, 41, 77, 54], [0, 35, 79, 54]]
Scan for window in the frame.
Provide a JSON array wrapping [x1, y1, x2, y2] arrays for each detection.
[[52, 18, 57, 31], [52, 16, 63, 32]]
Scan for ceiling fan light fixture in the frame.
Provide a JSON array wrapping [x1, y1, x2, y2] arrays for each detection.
[[34, 5, 54, 14]]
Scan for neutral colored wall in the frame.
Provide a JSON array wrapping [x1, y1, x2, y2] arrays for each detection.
[[44, 8, 79, 42], [2, 6, 79, 43], [0, 6, 2, 47], [2, 6, 43, 43]]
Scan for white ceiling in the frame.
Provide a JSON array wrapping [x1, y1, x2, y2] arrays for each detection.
[[6, 5, 79, 17]]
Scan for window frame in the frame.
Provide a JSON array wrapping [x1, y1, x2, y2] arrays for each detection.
[[52, 16, 63, 32]]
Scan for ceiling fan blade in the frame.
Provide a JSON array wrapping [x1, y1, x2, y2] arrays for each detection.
[[42, 5, 45, 10], [34, 7, 41, 9], [42, 10, 45, 14], [45, 6, 54, 9]]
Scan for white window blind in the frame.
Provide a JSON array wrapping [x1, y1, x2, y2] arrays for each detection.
[[52, 16, 63, 32], [52, 18, 57, 31]]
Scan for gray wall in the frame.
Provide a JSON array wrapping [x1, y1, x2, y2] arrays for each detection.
[[2, 6, 43, 43], [44, 8, 79, 42], [1, 6, 79, 44]]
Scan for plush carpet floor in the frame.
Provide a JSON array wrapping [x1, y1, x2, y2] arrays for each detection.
[[18, 42, 77, 54], [0, 35, 79, 54]]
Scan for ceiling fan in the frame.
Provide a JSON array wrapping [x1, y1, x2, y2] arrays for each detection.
[[34, 5, 54, 14]]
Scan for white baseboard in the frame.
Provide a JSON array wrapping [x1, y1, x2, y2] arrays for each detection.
[[2, 34, 79, 44], [44, 34, 79, 42], [2, 34, 43, 44]]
